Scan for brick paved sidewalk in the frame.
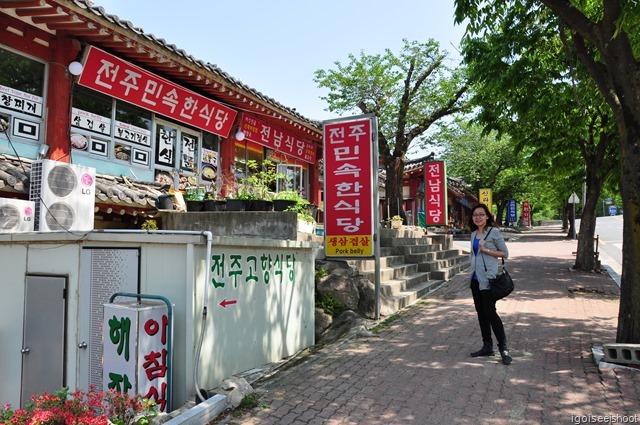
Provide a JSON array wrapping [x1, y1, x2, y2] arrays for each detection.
[[224, 226, 640, 425]]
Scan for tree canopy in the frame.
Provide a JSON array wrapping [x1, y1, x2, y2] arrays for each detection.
[[314, 39, 469, 221], [454, 0, 640, 342]]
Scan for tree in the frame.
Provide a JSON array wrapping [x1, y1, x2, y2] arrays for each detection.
[[437, 120, 537, 225], [314, 39, 469, 222], [459, 3, 618, 271], [455, 0, 640, 342]]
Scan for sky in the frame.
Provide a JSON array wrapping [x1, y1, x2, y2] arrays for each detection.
[[91, 0, 467, 123]]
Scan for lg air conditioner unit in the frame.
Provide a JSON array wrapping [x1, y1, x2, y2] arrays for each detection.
[[0, 198, 35, 233], [29, 159, 96, 232]]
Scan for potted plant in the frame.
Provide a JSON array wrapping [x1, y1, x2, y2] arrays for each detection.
[[226, 184, 255, 211], [241, 159, 289, 211], [273, 190, 301, 211], [184, 187, 205, 211], [389, 215, 403, 229], [204, 191, 226, 211]]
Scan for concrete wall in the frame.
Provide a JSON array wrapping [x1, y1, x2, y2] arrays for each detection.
[[0, 231, 315, 410], [160, 211, 299, 240]]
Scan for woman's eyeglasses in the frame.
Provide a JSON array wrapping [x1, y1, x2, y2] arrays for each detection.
[[472, 214, 486, 218]]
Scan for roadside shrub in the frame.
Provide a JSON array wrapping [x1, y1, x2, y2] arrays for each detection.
[[1, 386, 156, 425]]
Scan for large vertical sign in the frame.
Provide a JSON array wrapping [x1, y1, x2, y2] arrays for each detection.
[[507, 199, 518, 223], [479, 188, 492, 209], [103, 303, 170, 412], [424, 161, 448, 225], [522, 200, 531, 226], [323, 115, 376, 257]]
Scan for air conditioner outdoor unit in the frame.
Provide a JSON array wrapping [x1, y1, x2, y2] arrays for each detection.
[[29, 159, 96, 232], [0, 198, 35, 233]]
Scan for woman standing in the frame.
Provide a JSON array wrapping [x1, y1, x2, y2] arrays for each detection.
[[468, 203, 512, 365]]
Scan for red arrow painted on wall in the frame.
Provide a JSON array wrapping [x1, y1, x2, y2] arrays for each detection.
[[219, 299, 237, 308]]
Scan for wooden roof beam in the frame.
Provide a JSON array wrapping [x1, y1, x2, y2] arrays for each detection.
[[14, 6, 62, 16]]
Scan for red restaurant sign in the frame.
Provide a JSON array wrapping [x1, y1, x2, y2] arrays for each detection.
[[78, 46, 237, 138], [239, 113, 316, 163], [522, 200, 531, 227], [424, 161, 448, 226], [323, 116, 375, 257]]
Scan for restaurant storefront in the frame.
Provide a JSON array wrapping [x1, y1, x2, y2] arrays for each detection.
[[0, 1, 322, 228]]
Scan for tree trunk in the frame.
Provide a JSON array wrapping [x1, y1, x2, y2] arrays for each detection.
[[495, 202, 504, 226], [384, 156, 405, 223], [617, 122, 640, 343], [574, 167, 603, 271]]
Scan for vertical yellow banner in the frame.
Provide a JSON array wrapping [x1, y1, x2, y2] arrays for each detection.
[[479, 188, 492, 209]]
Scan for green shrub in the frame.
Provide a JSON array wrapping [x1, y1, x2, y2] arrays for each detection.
[[315, 293, 345, 317]]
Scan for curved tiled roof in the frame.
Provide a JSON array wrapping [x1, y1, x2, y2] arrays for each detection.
[[70, 0, 323, 130]]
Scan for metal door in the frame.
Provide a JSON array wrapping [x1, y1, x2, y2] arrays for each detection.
[[21, 275, 66, 405], [78, 248, 139, 391]]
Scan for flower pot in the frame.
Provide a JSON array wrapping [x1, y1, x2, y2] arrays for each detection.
[[252, 199, 273, 211], [391, 219, 403, 229], [226, 198, 251, 211], [204, 200, 226, 211], [186, 200, 204, 212], [273, 199, 297, 212]]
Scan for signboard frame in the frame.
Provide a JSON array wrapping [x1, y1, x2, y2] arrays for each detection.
[[322, 113, 380, 318]]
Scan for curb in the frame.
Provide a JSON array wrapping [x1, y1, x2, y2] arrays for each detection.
[[162, 394, 229, 425]]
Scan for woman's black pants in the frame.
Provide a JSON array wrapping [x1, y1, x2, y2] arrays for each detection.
[[471, 279, 506, 348]]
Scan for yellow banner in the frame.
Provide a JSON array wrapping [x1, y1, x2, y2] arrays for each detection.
[[325, 235, 373, 257], [479, 188, 492, 209]]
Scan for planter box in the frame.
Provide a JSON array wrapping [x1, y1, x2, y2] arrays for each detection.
[[186, 200, 204, 212], [252, 200, 273, 211], [226, 199, 251, 211], [204, 200, 226, 211], [273, 199, 297, 212]]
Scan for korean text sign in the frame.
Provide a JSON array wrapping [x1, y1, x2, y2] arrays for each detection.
[[78, 46, 237, 138], [507, 199, 518, 223], [479, 188, 492, 209], [424, 161, 448, 225], [323, 116, 375, 257], [522, 201, 531, 226], [103, 303, 170, 412], [240, 113, 316, 163]]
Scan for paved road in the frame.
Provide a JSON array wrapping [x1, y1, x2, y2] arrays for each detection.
[[217, 226, 639, 424]]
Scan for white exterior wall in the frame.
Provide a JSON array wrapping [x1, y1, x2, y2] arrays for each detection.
[[0, 232, 315, 410]]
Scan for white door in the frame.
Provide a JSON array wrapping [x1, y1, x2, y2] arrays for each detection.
[[78, 248, 139, 391], [21, 275, 66, 406]]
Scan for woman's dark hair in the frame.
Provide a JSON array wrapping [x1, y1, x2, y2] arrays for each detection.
[[468, 203, 495, 231]]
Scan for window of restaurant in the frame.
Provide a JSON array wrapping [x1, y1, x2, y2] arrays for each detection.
[[234, 140, 264, 181], [71, 86, 153, 167], [0, 46, 46, 147], [268, 149, 308, 196], [72, 85, 221, 190], [154, 119, 202, 189], [233, 143, 310, 197]]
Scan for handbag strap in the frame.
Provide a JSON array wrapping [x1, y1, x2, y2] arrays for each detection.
[[479, 228, 506, 272]]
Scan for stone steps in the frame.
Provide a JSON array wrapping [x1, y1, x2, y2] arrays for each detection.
[[351, 226, 470, 316]]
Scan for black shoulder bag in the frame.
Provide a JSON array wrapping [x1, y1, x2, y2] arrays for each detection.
[[480, 229, 514, 301]]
